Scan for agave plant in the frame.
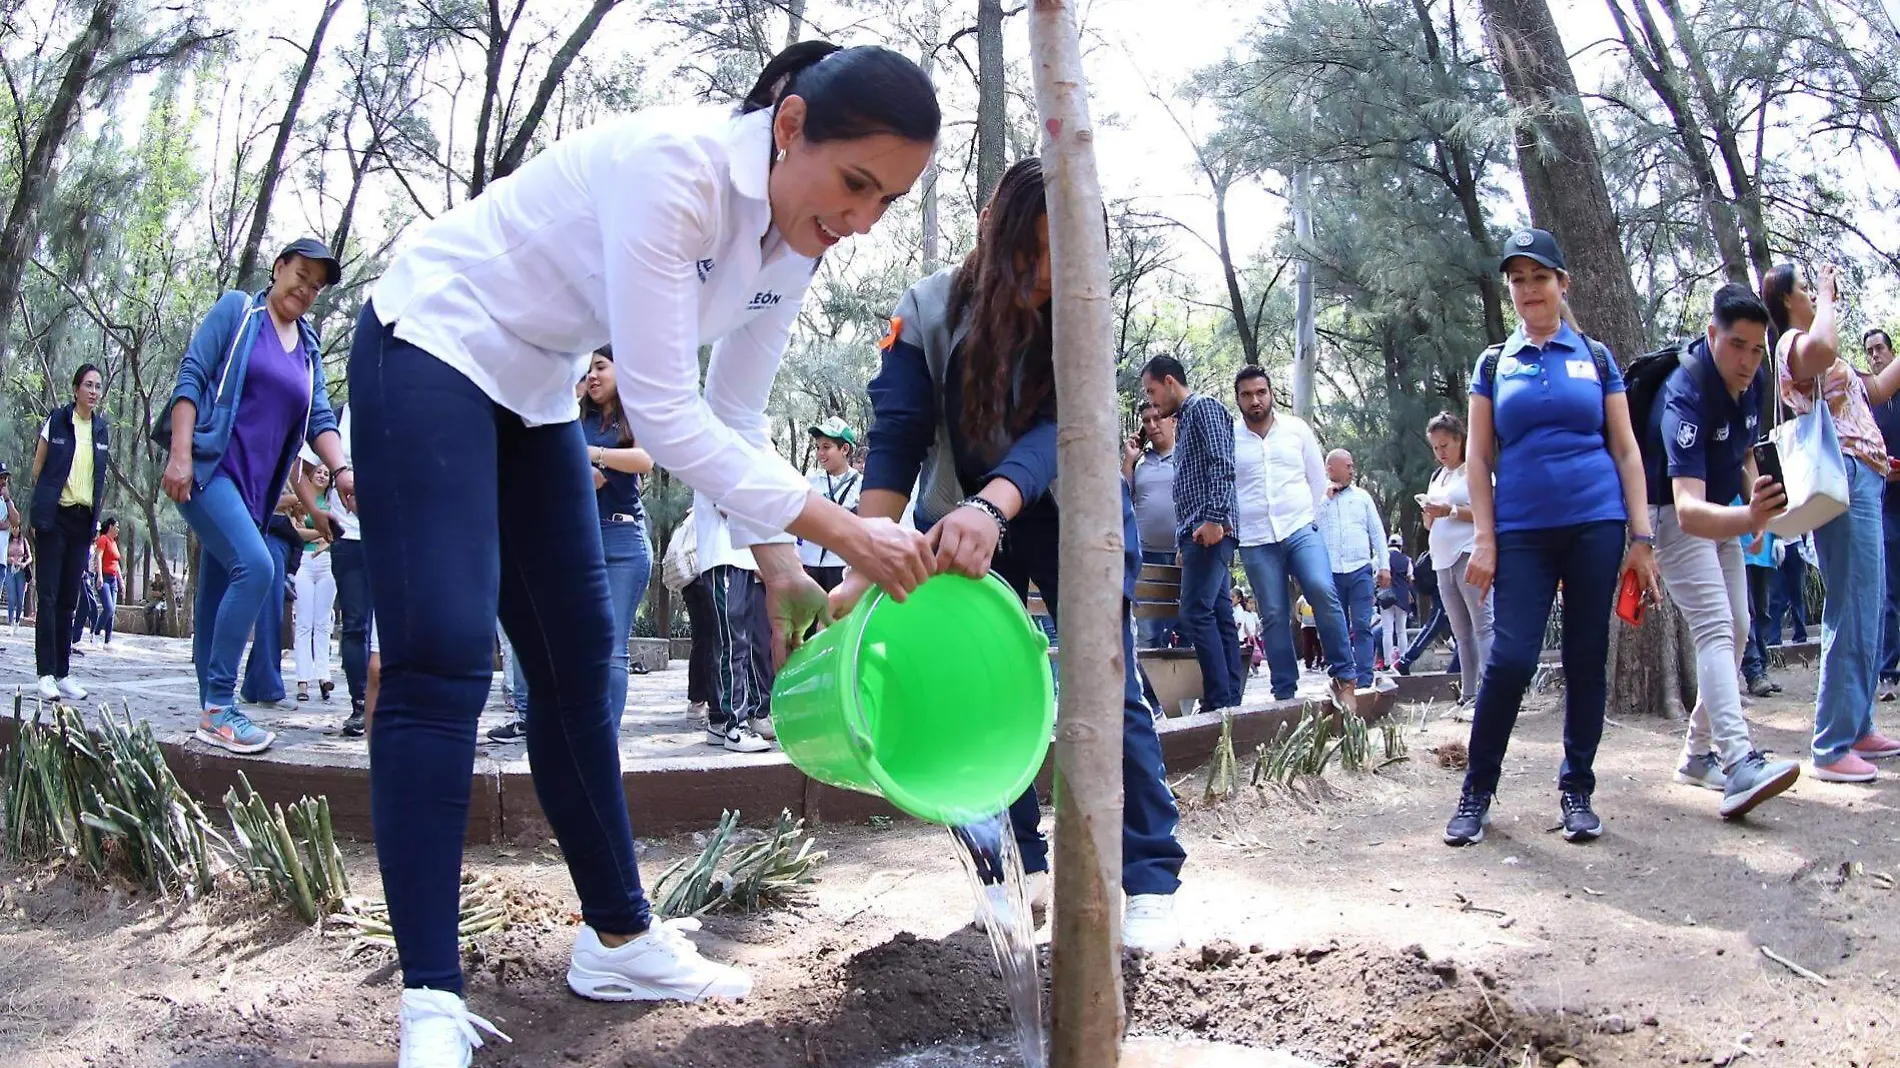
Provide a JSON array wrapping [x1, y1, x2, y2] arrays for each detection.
[[652, 809, 826, 917]]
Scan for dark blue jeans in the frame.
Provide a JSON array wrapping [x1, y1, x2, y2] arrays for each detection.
[[1769, 550, 1809, 644], [239, 533, 290, 705], [1176, 533, 1243, 709], [330, 538, 371, 710], [1743, 563, 1773, 683], [1239, 527, 1355, 699], [600, 518, 652, 729], [1333, 564, 1377, 686], [180, 476, 275, 711], [1463, 520, 1622, 797], [1881, 518, 1900, 683], [351, 304, 649, 994], [1002, 498, 1186, 896], [1399, 605, 1449, 668]]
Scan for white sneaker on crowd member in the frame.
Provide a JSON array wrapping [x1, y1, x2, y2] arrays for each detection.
[[37, 675, 57, 700], [752, 714, 776, 740], [723, 724, 772, 753], [567, 920, 752, 1002], [1124, 893, 1184, 953], [397, 987, 509, 1068], [55, 677, 86, 701]]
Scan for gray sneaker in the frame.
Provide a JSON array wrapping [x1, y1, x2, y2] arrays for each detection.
[[1719, 751, 1800, 819], [1746, 675, 1777, 698], [1674, 751, 1726, 791]]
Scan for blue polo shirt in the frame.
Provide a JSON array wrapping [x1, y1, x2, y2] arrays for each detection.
[[1645, 337, 1764, 509], [1471, 322, 1628, 533]]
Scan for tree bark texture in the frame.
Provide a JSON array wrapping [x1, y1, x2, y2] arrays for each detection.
[[1605, 0, 1751, 287], [1029, 1, 1125, 1065], [0, 0, 119, 376], [976, 0, 1008, 204], [232, 0, 343, 291], [1480, 0, 1647, 363], [490, 0, 625, 183]]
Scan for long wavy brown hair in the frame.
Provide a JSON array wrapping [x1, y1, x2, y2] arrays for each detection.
[[949, 158, 1053, 456]]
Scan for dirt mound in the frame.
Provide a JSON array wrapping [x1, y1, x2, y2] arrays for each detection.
[[1127, 939, 1592, 1066]]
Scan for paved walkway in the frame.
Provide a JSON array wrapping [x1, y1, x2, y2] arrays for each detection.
[[0, 626, 711, 771], [0, 626, 1386, 772]]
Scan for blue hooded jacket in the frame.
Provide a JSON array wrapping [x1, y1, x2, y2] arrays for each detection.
[[153, 289, 339, 508]]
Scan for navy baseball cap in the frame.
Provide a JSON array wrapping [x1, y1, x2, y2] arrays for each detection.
[[1499, 228, 1565, 273], [277, 237, 342, 286]]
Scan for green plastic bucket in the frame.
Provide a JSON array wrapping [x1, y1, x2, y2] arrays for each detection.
[[771, 572, 1055, 826]]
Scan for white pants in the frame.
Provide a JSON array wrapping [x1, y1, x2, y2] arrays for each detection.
[[1652, 506, 1753, 769], [293, 550, 336, 684], [1379, 604, 1408, 665]]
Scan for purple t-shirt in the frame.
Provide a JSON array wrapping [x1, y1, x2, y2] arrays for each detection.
[[215, 322, 310, 526]]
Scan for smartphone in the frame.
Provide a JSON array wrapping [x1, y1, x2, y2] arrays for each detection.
[[1752, 440, 1783, 489], [1616, 567, 1647, 627]]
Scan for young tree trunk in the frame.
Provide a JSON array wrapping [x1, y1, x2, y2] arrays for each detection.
[[489, 0, 626, 184], [975, 0, 1008, 203], [1291, 166, 1316, 417], [783, 0, 808, 47], [1212, 180, 1260, 367], [1412, 0, 1507, 344], [1480, 0, 1694, 714], [1653, 0, 1773, 282], [232, 0, 344, 290], [1605, 0, 1751, 287], [919, 14, 942, 273], [1029, 3, 1124, 1064], [0, 0, 119, 376]]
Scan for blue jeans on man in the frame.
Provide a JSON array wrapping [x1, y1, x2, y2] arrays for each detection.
[[1879, 517, 1900, 684], [1176, 533, 1244, 709], [1237, 526, 1354, 700], [1137, 549, 1177, 649], [1333, 564, 1377, 687]]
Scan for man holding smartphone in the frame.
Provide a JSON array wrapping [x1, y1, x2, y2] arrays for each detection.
[[1644, 283, 1801, 819]]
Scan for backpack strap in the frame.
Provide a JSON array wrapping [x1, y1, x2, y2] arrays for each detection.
[[1479, 343, 1505, 395]]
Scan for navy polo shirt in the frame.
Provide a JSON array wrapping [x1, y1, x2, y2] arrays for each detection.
[[1646, 338, 1764, 509], [1471, 322, 1628, 533]]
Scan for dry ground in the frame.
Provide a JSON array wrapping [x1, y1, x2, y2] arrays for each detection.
[[3, 663, 1897, 1067]]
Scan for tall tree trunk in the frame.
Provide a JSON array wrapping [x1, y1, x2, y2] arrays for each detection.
[[1213, 181, 1260, 366], [1029, 1, 1124, 1064], [1654, 0, 1773, 282], [975, 0, 1007, 203], [1412, 0, 1507, 343], [232, 0, 343, 290], [920, 41, 941, 272], [1480, 0, 1647, 361], [468, 0, 527, 199], [1606, 0, 1751, 287], [783, 0, 808, 48], [0, 0, 118, 376], [490, 0, 625, 183], [1480, 0, 1691, 717], [1291, 167, 1316, 416]]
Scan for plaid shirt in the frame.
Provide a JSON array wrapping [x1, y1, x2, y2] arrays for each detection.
[[1171, 392, 1238, 542]]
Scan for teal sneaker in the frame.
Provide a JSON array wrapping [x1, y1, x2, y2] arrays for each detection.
[[195, 707, 276, 755]]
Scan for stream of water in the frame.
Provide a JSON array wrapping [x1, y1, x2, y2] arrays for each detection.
[[948, 811, 1045, 1068]]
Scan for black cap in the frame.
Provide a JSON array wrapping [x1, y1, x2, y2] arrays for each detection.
[[1499, 228, 1564, 273], [277, 237, 342, 286], [0, 462, 9, 478]]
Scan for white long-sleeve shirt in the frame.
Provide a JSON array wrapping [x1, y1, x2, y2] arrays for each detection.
[[1317, 484, 1388, 574], [371, 105, 812, 547], [1233, 412, 1327, 546]]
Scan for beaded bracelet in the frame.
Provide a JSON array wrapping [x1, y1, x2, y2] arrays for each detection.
[[957, 496, 1010, 541]]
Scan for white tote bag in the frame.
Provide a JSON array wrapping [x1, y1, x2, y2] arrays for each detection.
[[1765, 373, 1850, 538]]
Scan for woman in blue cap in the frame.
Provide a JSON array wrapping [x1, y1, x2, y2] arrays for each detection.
[[1443, 227, 1660, 848], [158, 237, 351, 755]]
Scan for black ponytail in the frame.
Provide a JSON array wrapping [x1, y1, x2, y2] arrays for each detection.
[[741, 40, 939, 145]]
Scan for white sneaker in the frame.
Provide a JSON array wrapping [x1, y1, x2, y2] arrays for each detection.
[[37, 675, 57, 700], [723, 725, 773, 753], [567, 919, 752, 1002], [55, 677, 87, 701], [752, 715, 777, 740], [1123, 893, 1184, 954], [397, 988, 509, 1068], [1026, 870, 1051, 927]]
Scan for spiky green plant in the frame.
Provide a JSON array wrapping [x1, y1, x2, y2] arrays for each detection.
[[1, 698, 224, 898], [223, 772, 350, 923], [1250, 705, 1373, 787], [1202, 711, 1239, 803], [653, 809, 825, 917]]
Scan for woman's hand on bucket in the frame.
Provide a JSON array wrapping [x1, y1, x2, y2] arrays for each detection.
[[789, 492, 933, 602], [929, 505, 1000, 579], [829, 569, 875, 618]]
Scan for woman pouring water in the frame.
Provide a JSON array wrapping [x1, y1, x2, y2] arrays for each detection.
[[838, 157, 1189, 953], [347, 41, 939, 1067]]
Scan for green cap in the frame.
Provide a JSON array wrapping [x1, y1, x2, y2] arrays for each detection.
[[809, 416, 858, 447]]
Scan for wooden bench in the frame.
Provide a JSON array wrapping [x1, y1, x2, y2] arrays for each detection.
[[1025, 562, 1204, 716]]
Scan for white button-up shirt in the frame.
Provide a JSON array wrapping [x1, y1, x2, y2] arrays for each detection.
[[372, 105, 812, 546], [1233, 412, 1327, 546], [1317, 484, 1389, 574]]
